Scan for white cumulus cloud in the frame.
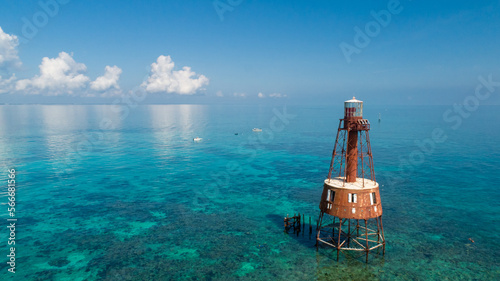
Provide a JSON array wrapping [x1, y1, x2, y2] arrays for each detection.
[[142, 55, 209, 95], [90, 65, 122, 91], [258, 92, 265, 98], [16, 52, 90, 95], [0, 74, 16, 94], [0, 27, 21, 68]]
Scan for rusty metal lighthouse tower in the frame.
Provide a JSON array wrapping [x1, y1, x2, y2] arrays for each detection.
[[316, 97, 385, 262]]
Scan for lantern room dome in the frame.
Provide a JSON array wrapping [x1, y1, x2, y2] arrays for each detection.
[[345, 97, 362, 103], [344, 97, 363, 118]]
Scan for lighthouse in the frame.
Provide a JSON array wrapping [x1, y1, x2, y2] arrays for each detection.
[[316, 97, 385, 262]]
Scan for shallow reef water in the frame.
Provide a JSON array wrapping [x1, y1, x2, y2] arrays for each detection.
[[0, 104, 499, 280]]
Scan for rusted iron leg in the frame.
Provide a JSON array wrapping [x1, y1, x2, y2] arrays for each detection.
[[316, 212, 324, 247], [332, 216, 336, 244], [376, 217, 385, 255], [364, 219, 369, 263], [376, 217, 380, 243], [337, 218, 342, 261], [347, 219, 351, 248], [380, 216, 385, 255]]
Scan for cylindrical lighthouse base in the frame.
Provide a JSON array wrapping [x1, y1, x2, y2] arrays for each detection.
[[316, 177, 385, 262]]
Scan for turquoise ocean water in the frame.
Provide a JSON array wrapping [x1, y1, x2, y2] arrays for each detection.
[[0, 104, 499, 280]]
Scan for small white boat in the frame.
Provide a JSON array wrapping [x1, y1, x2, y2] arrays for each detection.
[[252, 128, 262, 132], [193, 137, 202, 142]]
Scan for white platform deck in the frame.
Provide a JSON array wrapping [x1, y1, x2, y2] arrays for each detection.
[[324, 177, 378, 190]]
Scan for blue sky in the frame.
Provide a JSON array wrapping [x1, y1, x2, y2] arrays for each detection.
[[0, 0, 499, 104]]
